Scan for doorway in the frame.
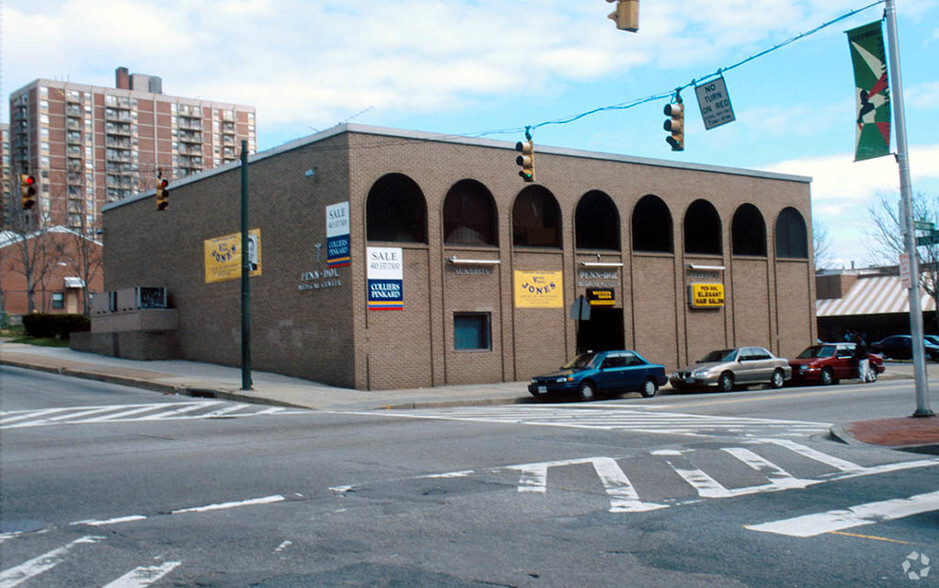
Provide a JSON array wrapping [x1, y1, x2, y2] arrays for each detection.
[[576, 307, 625, 353]]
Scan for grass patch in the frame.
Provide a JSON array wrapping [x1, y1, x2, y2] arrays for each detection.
[[1, 325, 71, 347]]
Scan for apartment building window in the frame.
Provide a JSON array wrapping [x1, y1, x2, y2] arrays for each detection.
[[52, 292, 65, 309]]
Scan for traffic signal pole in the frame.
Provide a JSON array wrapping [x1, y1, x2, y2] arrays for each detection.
[[886, 0, 932, 417], [240, 140, 253, 391]]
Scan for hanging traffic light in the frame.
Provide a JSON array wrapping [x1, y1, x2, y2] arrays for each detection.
[[664, 96, 684, 152], [607, 0, 639, 32], [20, 174, 37, 210], [156, 178, 169, 211], [515, 140, 535, 182]]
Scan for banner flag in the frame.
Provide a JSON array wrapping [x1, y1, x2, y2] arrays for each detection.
[[847, 21, 891, 161]]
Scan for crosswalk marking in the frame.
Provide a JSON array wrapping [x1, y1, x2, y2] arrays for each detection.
[[0, 401, 308, 429], [0, 535, 103, 588], [746, 490, 939, 537], [102, 561, 181, 588], [351, 406, 832, 438]]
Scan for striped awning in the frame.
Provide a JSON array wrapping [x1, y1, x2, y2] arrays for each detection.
[[816, 275, 936, 317]]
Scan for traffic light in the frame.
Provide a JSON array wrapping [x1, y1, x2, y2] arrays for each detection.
[[156, 178, 169, 211], [664, 98, 684, 152], [515, 140, 535, 182], [20, 174, 37, 210], [607, 0, 638, 32]]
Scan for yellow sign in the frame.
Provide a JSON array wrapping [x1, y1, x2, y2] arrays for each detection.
[[515, 271, 563, 308], [204, 229, 262, 284], [689, 283, 724, 308]]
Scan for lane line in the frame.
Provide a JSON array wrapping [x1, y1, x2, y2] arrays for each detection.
[[71, 515, 147, 527], [0, 535, 104, 588], [745, 490, 939, 537], [170, 494, 285, 514], [827, 531, 912, 544]]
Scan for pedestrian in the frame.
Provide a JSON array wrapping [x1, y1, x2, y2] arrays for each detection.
[[854, 333, 870, 383]]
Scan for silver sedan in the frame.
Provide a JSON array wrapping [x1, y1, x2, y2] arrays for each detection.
[[669, 347, 792, 392]]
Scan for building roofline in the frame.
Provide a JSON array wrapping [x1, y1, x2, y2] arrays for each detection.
[[11, 78, 255, 110], [103, 123, 811, 213]]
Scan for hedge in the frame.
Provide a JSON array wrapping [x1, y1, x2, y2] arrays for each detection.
[[21, 313, 91, 340]]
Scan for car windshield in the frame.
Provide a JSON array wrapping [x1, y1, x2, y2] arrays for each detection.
[[700, 349, 737, 363], [562, 353, 600, 370], [798, 345, 836, 359]]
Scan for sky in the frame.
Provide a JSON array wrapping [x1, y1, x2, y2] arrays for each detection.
[[3, 0, 938, 268]]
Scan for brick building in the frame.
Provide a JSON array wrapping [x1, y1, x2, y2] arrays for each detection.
[[94, 124, 816, 390], [6, 67, 256, 233], [0, 226, 103, 317]]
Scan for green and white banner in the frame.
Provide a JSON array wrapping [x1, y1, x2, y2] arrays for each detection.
[[846, 21, 891, 161]]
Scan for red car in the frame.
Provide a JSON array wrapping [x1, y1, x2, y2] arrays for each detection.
[[789, 342, 884, 385]]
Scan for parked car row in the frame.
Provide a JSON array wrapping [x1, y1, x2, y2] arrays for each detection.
[[528, 341, 887, 402], [871, 335, 939, 361]]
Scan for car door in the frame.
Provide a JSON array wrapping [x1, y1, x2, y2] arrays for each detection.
[[735, 348, 758, 383], [748, 347, 776, 383], [595, 353, 626, 394], [620, 353, 645, 391], [835, 344, 857, 379]]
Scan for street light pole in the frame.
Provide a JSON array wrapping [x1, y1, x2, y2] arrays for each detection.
[[240, 140, 252, 391], [886, 0, 932, 417]]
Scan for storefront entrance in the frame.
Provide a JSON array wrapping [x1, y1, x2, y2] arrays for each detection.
[[576, 307, 625, 353]]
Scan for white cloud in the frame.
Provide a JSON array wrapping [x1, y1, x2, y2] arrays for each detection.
[[906, 82, 939, 110]]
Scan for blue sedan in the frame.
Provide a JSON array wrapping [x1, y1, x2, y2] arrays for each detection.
[[528, 350, 668, 402]]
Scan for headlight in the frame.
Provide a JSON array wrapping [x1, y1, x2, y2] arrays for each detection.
[[530, 379, 537, 384], [556, 376, 572, 383], [692, 368, 710, 377]]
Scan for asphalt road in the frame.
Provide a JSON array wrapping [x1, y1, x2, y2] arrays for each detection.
[[2, 365, 937, 587]]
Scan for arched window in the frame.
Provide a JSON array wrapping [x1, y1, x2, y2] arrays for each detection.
[[684, 199, 722, 255], [731, 203, 767, 256], [366, 173, 427, 243], [575, 191, 620, 251], [776, 207, 808, 259], [443, 180, 498, 246], [632, 195, 673, 253], [512, 186, 562, 248]]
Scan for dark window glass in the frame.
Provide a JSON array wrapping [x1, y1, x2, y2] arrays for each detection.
[[443, 180, 498, 246], [52, 292, 65, 309], [684, 199, 722, 255], [454, 313, 491, 351], [731, 203, 767, 256], [576, 191, 620, 250], [513, 186, 562, 248], [366, 173, 427, 243], [775, 207, 808, 259], [632, 195, 673, 253]]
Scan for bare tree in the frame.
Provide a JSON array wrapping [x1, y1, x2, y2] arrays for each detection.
[[2, 207, 65, 314], [813, 219, 834, 270], [867, 191, 939, 329], [63, 214, 104, 316]]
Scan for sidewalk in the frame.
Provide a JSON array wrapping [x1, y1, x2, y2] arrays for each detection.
[[2, 341, 937, 451]]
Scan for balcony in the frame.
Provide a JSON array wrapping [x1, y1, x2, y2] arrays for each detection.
[[106, 122, 132, 136], [178, 117, 202, 130], [66, 104, 83, 117]]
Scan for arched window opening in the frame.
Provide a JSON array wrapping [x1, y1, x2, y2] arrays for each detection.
[[512, 186, 562, 248], [443, 180, 498, 246], [576, 191, 620, 251], [684, 199, 722, 255], [631, 195, 673, 253], [731, 203, 767, 256], [776, 207, 808, 259], [366, 173, 427, 243]]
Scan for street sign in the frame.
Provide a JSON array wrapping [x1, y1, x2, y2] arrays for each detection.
[[694, 76, 736, 130], [899, 252, 912, 288], [913, 220, 934, 231], [915, 231, 939, 246]]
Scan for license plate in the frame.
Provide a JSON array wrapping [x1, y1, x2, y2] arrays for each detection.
[[538, 386, 547, 394]]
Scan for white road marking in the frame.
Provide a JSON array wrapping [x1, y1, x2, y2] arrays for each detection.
[[102, 561, 181, 588], [653, 450, 734, 498], [746, 490, 939, 537], [170, 494, 285, 514], [274, 540, 293, 553], [0, 535, 103, 588], [1, 402, 308, 428], [71, 515, 147, 527], [722, 447, 814, 490], [749, 438, 866, 473]]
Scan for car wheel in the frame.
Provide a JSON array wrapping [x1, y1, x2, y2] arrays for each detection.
[[578, 380, 597, 402], [770, 369, 785, 389], [820, 368, 834, 386], [640, 378, 658, 398], [718, 372, 734, 392]]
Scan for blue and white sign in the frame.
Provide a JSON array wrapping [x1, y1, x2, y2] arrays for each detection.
[[326, 202, 350, 267], [367, 247, 403, 311]]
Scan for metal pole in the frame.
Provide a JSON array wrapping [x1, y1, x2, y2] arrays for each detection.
[[885, 0, 932, 416], [240, 140, 252, 390]]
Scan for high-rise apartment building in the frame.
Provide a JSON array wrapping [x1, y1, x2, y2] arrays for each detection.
[[1, 124, 12, 226], [6, 67, 256, 233]]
